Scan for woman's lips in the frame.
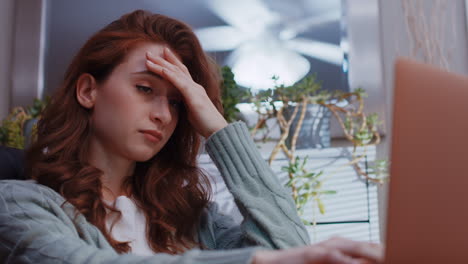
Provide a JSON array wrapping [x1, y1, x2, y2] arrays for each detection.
[[140, 130, 163, 143]]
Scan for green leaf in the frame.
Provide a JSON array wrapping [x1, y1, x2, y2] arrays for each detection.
[[355, 129, 372, 145], [320, 190, 337, 195], [317, 198, 326, 214], [354, 87, 368, 98], [220, 66, 248, 123]]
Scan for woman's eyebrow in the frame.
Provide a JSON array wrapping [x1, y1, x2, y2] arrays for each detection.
[[131, 70, 162, 80]]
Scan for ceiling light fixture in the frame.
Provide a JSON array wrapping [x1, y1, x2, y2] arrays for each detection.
[[196, 0, 343, 91]]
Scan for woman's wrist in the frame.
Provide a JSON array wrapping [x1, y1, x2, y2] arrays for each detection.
[[203, 118, 228, 138]]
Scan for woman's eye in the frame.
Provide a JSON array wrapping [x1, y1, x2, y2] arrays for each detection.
[[169, 99, 183, 109], [136, 85, 153, 94]]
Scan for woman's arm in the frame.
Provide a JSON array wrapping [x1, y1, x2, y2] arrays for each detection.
[[202, 122, 311, 249], [0, 180, 258, 264]]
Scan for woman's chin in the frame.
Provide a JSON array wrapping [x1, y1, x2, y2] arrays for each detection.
[[127, 147, 159, 162], [133, 155, 154, 162]]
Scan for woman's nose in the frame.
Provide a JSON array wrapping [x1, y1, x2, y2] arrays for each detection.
[[150, 96, 173, 125]]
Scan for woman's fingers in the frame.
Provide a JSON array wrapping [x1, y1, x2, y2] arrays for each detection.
[[146, 49, 190, 77], [162, 47, 191, 75], [319, 237, 384, 263], [145, 58, 163, 73], [307, 247, 363, 264], [145, 59, 194, 95], [146, 52, 179, 74], [145, 51, 196, 94], [254, 246, 372, 264]]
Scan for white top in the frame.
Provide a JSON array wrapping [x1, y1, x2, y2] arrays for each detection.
[[104, 196, 155, 256]]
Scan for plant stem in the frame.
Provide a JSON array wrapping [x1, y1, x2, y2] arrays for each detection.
[[291, 98, 308, 157], [269, 104, 299, 164], [251, 118, 266, 137]]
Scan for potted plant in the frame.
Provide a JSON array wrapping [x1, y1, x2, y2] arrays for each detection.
[[242, 72, 388, 228], [0, 98, 48, 149]]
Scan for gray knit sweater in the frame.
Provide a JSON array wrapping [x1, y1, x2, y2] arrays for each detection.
[[0, 122, 310, 263]]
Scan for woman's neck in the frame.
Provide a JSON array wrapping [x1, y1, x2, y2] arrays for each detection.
[[88, 138, 135, 202]]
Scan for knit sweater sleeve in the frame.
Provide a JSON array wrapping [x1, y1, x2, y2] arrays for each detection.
[[0, 180, 258, 264], [202, 121, 311, 249]]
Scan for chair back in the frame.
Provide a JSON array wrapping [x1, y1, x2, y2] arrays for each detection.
[[0, 146, 25, 180]]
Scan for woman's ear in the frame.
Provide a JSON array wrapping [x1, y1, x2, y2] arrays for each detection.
[[76, 73, 98, 109]]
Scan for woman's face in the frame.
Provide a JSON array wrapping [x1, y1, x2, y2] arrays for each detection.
[[88, 42, 183, 162]]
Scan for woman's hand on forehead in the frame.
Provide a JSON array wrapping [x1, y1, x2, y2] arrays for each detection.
[[145, 48, 227, 138]]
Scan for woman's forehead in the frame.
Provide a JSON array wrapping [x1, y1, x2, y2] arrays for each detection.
[[124, 43, 166, 71]]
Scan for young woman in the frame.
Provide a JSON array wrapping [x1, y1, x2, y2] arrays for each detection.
[[0, 10, 383, 264]]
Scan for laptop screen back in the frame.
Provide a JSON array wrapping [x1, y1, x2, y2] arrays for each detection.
[[385, 58, 468, 263]]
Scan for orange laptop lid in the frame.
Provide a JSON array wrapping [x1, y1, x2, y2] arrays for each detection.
[[385, 58, 468, 263]]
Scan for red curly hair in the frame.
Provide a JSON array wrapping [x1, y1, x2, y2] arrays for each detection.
[[25, 10, 222, 254]]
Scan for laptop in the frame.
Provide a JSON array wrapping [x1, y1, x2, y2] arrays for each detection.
[[384, 58, 468, 263]]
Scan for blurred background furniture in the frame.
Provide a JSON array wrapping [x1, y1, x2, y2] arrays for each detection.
[[0, 146, 25, 180]]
